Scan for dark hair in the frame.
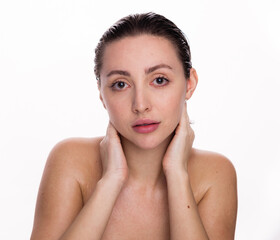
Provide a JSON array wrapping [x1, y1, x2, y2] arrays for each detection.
[[94, 12, 192, 82]]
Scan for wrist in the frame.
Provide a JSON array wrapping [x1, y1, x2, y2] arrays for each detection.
[[164, 167, 189, 182], [163, 161, 188, 176], [102, 168, 128, 183], [100, 173, 127, 188]]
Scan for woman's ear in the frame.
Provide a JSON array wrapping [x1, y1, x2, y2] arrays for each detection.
[[185, 68, 198, 100]]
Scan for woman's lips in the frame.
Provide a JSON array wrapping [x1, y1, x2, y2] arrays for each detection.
[[132, 119, 160, 134]]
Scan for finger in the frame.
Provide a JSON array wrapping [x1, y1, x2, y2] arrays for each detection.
[[184, 102, 195, 141], [184, 101, 195, 125], [105, 122, 119, 139], [184, 102, 192, 127], [174, 102, 187, 135], [178, 102, 195, 137], [179, 102, 190, 126]]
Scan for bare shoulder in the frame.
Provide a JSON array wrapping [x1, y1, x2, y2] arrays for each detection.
[[31, 137, 103, 240], [47, 137, 103, 180], [190, 148, 237, 182], [189, 148, 238, 239], [188, 148, 237, 204], [46, 137, 106, 203], [50, 137, 103, 159]]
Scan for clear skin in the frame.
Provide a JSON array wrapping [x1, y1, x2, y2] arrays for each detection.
[[31, 34, 237, 240], [98, 35, 194, 185]]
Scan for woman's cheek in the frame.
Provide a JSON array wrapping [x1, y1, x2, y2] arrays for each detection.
[[107, 107, 120, 124], [106, 105, 127, 133]]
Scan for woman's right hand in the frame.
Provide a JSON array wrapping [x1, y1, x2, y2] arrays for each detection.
[[99, 122, 129, 183]]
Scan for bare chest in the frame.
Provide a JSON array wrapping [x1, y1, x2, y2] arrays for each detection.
[[101, 188, 170, 240], [81, 175, 206, 240]]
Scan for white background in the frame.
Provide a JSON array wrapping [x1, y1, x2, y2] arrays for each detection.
[[1, 0, 280, 239]]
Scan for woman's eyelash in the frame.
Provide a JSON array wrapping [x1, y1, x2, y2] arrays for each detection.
[[110, 77, 169, 90], [153, 76, 170, 86], [110, 81, 128, 89]]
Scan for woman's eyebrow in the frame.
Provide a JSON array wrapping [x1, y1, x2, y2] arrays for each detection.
[[106, 70, 130, 77], [106, 64, 172, 78], [145, 64, 173, 74]]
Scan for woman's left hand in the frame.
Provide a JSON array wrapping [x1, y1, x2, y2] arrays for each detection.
[[162, 101, 195, 176]]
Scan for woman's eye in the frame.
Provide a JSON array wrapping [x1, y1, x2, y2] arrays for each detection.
[[111, 81, 129, 90], [152, 77, 169, 86]]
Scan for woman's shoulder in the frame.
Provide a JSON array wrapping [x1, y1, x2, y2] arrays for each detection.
[[189, 148, 237, 201], [47, 137, 103, 167], [46, 137, 104, 184], [51, 136, 103, 153], [49, 137, 104, 161], [190, 148, 238, 235], [190, 148, 236, 174], [31, 137, 105, 238]]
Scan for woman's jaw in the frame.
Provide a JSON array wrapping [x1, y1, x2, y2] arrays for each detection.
[[120, 128, 175, 152]]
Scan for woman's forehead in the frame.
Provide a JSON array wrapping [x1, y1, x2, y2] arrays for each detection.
[[101, 34, 182, 74]]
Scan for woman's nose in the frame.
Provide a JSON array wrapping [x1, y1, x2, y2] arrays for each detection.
[[131, 88, 151, 114]]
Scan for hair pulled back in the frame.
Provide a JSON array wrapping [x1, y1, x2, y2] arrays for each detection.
[[94, 12, 192, 82]]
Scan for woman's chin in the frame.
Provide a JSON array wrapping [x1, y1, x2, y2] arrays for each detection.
[[121, 133, 172, 151], [134, 140, 161, 150]]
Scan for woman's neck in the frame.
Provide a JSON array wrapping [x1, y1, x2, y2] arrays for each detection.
[[121, 134, 172, 190]]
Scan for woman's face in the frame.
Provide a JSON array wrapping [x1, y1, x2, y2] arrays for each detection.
[[99, 34, 190, 149]]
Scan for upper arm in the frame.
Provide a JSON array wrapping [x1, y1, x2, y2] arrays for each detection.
[[31, 139, 85, 240], [198, 155, 238, 240]]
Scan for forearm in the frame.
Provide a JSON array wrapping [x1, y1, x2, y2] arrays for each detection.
[[59, 176, 124, 240], [166, 170, 209, 240]]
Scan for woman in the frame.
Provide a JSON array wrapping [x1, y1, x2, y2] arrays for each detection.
[[31, 12, 237, 240]]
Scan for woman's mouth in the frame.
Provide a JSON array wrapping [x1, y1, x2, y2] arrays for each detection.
[[132, 119, 160, 134]]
